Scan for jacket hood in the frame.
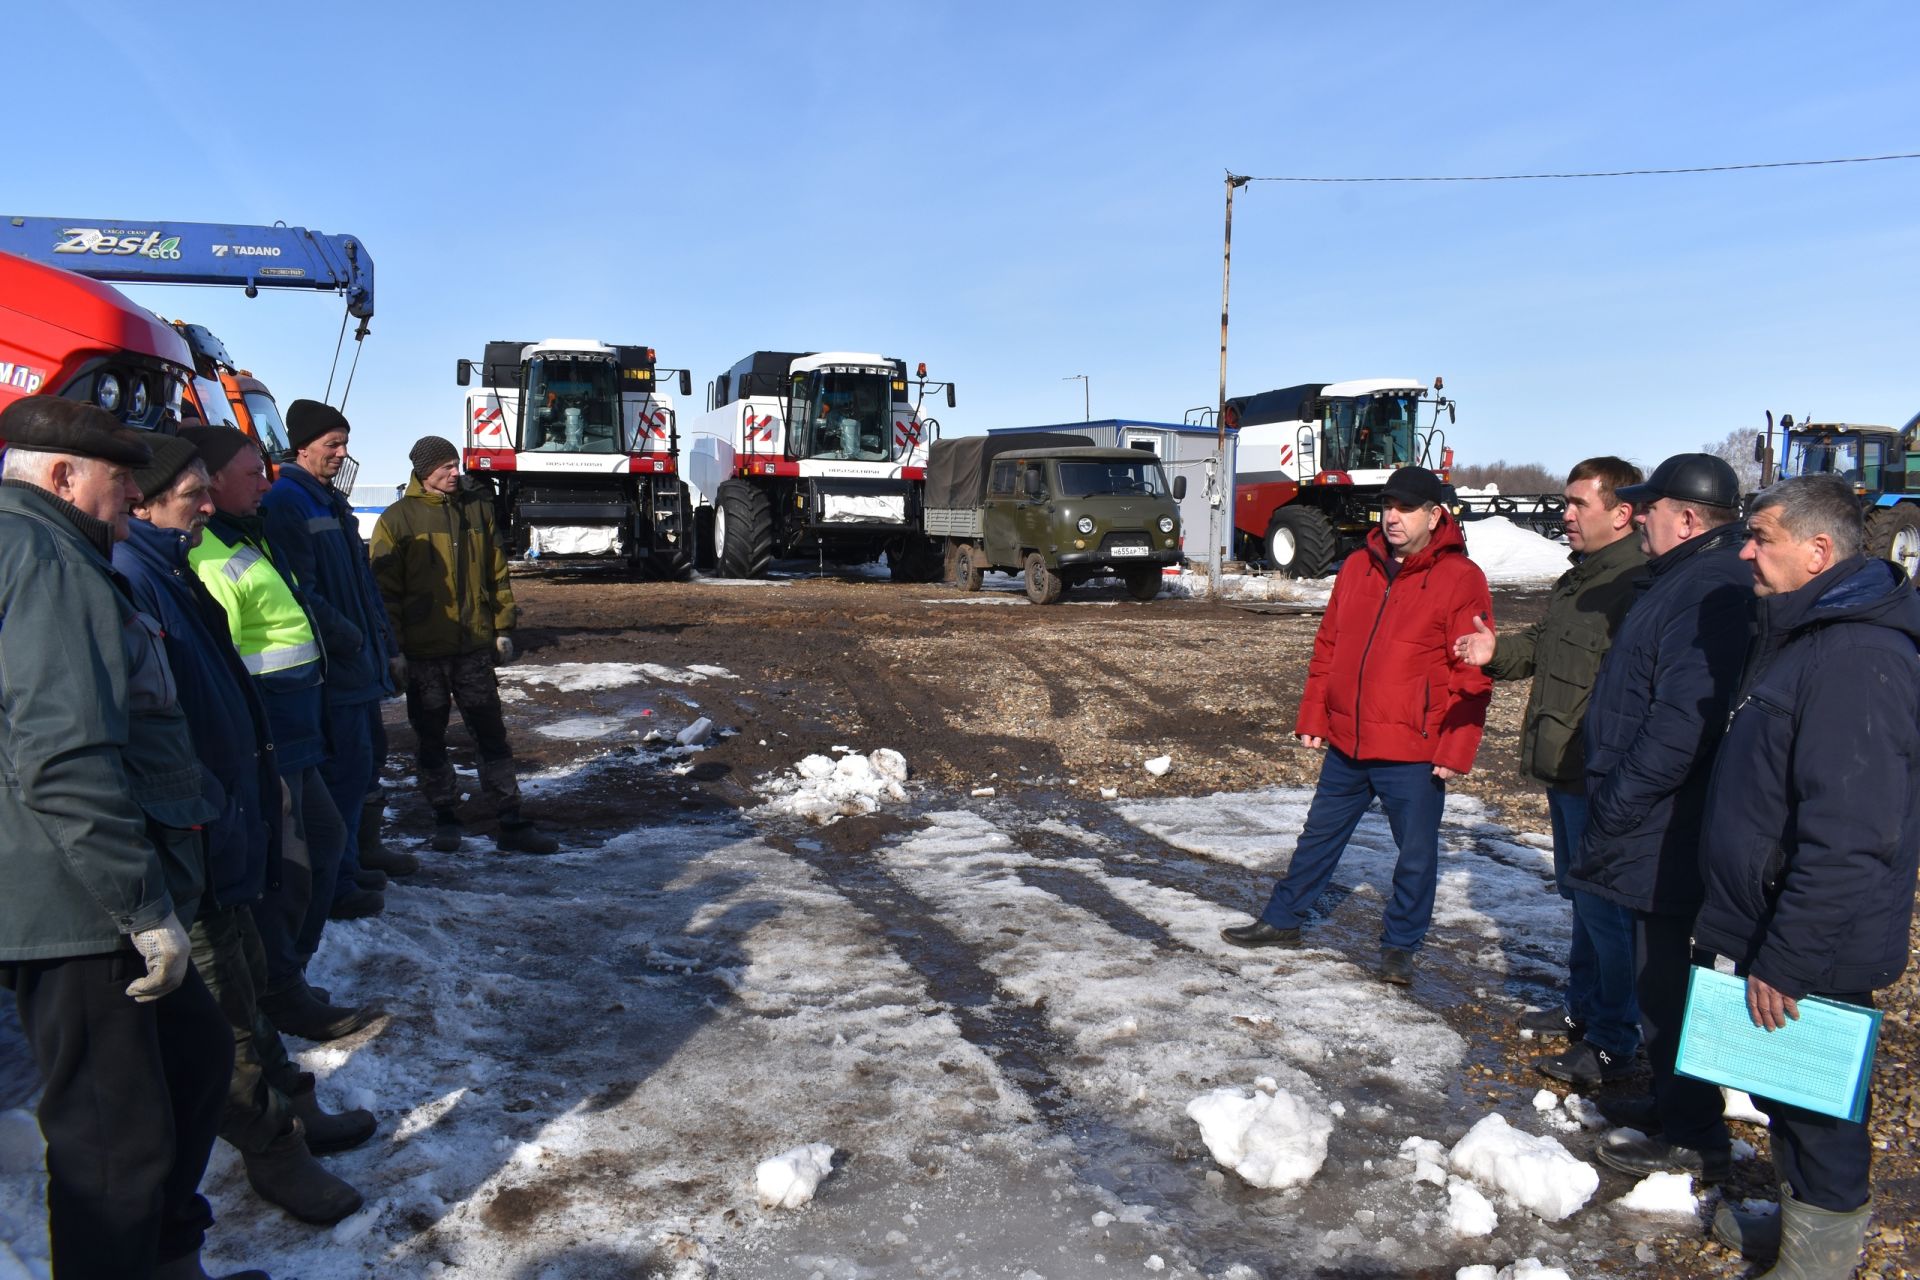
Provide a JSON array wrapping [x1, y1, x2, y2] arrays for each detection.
[[1760, 554, 1920, 647], [1364, 509, 1468, 573]]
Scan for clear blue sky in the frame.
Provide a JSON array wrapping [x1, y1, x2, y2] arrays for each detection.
[[14, 1, 1917, 485]]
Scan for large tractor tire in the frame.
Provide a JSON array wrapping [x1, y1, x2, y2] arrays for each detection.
[[692, 505, 717, 573], [1265, 505, 1338, 578], [1122, 566, 1163, 601], [889, 536, 945, 583], [952, 542, 985, 592], [714, 480, 774, 579], [1866, 503, 1920, 578], [1024, 552, 1064, 605]]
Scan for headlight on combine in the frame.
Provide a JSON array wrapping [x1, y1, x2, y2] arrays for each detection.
[[1158, 516, 1175, 534], [1076, 516, 1095, 535], [96, 372, 123, 415], [130, 379, 151, 419]]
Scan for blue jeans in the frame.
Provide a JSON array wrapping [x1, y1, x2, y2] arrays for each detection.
[[1259, 748, 1445, 952], [1548, 788, 1640, 1058]]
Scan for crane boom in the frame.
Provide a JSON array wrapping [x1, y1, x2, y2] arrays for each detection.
[[0, 216, 373, 320]]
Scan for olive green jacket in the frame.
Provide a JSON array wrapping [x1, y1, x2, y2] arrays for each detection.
[[370, 477, 517, 660], [1484, 531, 1648, 789]]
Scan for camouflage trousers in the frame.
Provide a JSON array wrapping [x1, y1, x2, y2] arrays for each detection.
[[187, 902, 300, 1156], [405, 649, 522, 817]]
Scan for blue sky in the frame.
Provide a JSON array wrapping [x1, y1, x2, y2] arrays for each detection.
[[14, 1, 1917, 484]]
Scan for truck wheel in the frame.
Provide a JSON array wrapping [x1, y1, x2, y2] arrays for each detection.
[[1122, 567, 1162, 601], [715, 480, 774, 578], [889, 536, 944, 583], [1867, 503, 1920, 577], [954, 543, 985, 592], [1024, 552, 1063, 605], [1265, 506, 1337, 578]]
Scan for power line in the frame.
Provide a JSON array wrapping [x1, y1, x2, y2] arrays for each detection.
[[1234, 152, 1920, 184]]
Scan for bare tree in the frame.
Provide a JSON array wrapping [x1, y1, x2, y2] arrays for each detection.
[[1704, 428, 1765, 492]]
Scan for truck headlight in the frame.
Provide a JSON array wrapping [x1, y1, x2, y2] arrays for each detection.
[[130, 379, 150, 419], [96, 372, 123, 415], [1158, 516, 1175, 533], [1076, 516, 1095, 534]]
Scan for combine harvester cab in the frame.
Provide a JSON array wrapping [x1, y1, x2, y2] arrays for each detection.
[[682, 351, 952, 580], [459, 339, 694, 578], [1229, 377, 1455, 577], [0, 251, 192, 434]]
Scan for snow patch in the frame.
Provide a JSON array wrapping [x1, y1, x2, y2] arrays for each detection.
[[754, 1142, 835, 1209], [499, 661, 736, 692], [1185, 1086, 1332, 1189], [1460, 516, 1570, 584], [759, 750, 909, 824], [1615, 1170, 1698, 1215], [1448, 1113, 1597, 1221], [1446, 1176, 1499, 1236]]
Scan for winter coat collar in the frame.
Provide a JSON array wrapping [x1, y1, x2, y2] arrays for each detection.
[[1567, 529, 1645, 581], [1645, 519, 1745, 579], [282, 461, 349, 511], [0, 478, 115, 558], [121, 517, 196, 571], [1758, 555, 1920, 647], [1362, 510, 1468, 575]]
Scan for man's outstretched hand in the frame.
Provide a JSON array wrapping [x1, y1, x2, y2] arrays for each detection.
[[1452, 615, 1496, 667]]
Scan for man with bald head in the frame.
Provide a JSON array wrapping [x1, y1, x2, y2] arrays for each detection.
[[0, 399, 260, 1279]]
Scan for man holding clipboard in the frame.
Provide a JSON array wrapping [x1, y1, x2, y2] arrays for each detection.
[[1692, 474, 1920, 1278]]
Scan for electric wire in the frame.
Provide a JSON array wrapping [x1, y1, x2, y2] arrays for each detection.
[[1235, 152, 1920, 184]]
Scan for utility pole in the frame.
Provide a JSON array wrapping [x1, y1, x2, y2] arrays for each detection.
[[1212, 172, 1250, 597], [1063, 374, 1089, 421]]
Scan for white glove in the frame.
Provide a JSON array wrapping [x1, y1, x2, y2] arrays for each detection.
[[494, 634, 516, 666], [126, 912, 191, 1003]]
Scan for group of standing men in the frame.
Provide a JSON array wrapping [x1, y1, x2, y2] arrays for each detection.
[[1225, 458, 1919, 1279], [0, 397, 548, 1279]]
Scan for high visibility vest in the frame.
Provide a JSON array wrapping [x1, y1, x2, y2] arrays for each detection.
[[189, 524, 322, 678]]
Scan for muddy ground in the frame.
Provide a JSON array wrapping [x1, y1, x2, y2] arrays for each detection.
[[408, 564, 1917, 1278]]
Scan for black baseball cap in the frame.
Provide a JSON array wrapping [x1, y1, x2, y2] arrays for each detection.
[[1616, 453, 1740, 510], [1380, 466, 1446, 507]]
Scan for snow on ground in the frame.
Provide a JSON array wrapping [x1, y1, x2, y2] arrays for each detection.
[[1462, 517, 1573, 585], [757, 750, 909, 823], [498, 661, 738, 693], [1448, 1114, 1597, 1222]]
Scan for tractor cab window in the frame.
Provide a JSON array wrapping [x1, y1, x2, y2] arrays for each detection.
[[522, 356, 622, 453], [1788, 435, 1862, 482], [798, 371, 892, 462], [1057, 459, 1171, 498], [1322, 395, 1417, 471]]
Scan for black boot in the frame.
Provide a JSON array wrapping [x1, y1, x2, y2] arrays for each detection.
[[359, 794, 420, 876], [328, 886, 386, 921], [287, 1071, 377, 1154], [243, 1121, 365, 1225], [154, 1249, 270, 1280], [431, 808, 464, 853], [260, 981, 381, 1042], [496, 816, 559, 855], [353, 867, 389, 892]]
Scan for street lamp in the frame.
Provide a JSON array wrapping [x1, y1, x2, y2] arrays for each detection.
[[1062, 374, 1089, 422]]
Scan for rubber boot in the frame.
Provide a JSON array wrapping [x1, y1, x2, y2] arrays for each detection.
[[327, 886, 386, 921], [352, 867, 389, 892], [243, 1121, 365, 1225], [359, 794, 420, 876], [154, 1250, 270, 1280], [260, 981, 380, 1042], [287, 1071, 377, 1154], [431, 808, 464, 853], [1714, 1142, 1790, 1264], [496, 816, 559, 855], [1757, 1190, 1871, 1280]]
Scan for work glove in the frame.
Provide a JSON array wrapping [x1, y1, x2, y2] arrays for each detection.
[[389, 654, 409, 686], [493, 634, 516, 666], [125, 912, 191, 1003]]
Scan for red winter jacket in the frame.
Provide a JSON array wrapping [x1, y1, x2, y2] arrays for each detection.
[[1295, 515, 1493, 774]]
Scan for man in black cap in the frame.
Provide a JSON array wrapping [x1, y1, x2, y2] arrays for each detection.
[[0, 399, 264, 1279], [372, 436, 557, 854], [1220, 466, 1492, 984], [262, 400, 410, 925], [1566, 452, 1751, 1182]]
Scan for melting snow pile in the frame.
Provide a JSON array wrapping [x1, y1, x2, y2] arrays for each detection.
[[1185, 1084, 1333, 1189], [1456, 1263, 1573, 1280], [1462, 517, 1572, 585], [1166, 570, 1333, 607], [1446, 1179, 1500, 1237], [1448, 1113, 1597, 1221], [1615, 1170, 1698, 1215], [759, 750, 909, 824], [754, 1142, 835, 1209]]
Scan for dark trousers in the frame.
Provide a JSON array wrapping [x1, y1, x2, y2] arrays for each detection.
[[320, 698, 382, 901], [1635, 911, 1731, 1153], [1547, 789, 1640, 1057], [188, 903, 300, 1155], [1258, 748, 1446, 951], [252, 766, 346, 994], [5, 954, 231, 1277], [1757, 990, 1875, 1213], [406, 649, 521, 817]]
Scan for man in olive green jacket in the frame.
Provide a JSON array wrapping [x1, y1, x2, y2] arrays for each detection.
[[1454, 457, 1647, 1091], [370, 436, 556, 855]]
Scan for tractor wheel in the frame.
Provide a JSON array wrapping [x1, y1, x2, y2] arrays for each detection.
[[953, 543, 985, 592], [1023, 552, 1064, 605], [1265, 505, 1338, 578], [715, 480, 774, 578], [1867, 503, 1920, 577], [692, 505, 717, 573], [1122, 566, 1162, 601], [889, 536, 944, 583]]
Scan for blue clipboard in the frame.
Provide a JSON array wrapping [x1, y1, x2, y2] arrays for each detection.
[[1674, 966, 1880, 1123]]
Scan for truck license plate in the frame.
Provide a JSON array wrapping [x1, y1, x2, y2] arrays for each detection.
[[1109, 545, 1148, 557]]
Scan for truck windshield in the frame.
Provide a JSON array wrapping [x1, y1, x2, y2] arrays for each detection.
[[1787, 434, 1863, 481], [1322, 395, 1418, 471], [800, 371, 894, 462], [1056, 459, 1171, 498], [191, 375, 240, 430], [522, 356, 622, 453], [243, 391, 290, 458]]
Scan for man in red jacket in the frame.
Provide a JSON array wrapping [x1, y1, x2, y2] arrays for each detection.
[[1222, 466, 1493, 984]]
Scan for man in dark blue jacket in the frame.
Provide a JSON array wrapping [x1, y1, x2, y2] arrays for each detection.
[[262, 400, 408, 922], [1566, 453, 1751, 1181], [1697, 475, 1919, 1278], [118, 436, 372, 1227]]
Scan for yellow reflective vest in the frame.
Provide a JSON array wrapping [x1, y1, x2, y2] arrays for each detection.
[[189, 518, 322, 678]]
